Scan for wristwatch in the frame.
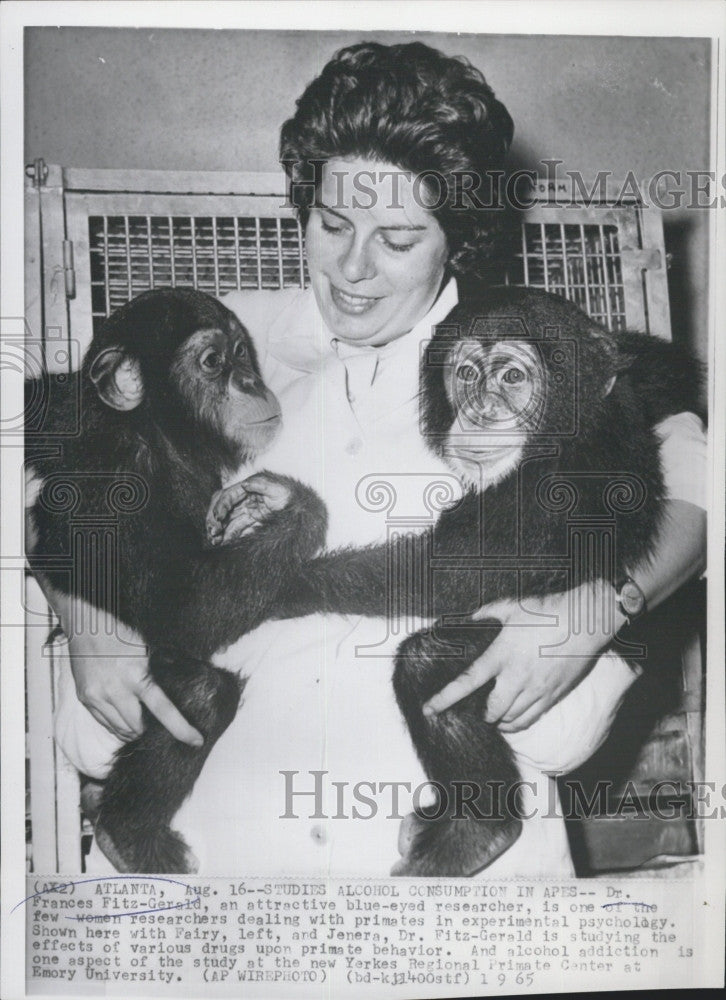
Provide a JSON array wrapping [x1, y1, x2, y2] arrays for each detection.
[[614, 574, 648, 627]]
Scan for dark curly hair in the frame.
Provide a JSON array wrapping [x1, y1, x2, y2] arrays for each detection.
[[279, 41, 514, 278]]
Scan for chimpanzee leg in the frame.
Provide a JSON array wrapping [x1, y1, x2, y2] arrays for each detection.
[[95, 650, 243, 874], [392, 622, 522, 876]]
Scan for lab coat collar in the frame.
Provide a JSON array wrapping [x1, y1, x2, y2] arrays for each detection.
[[266, 278, 459, 373]]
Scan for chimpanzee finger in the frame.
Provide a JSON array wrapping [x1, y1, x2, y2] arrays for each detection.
[[206, 482, 250, 536], [218, 507, 262, 542], [237, 473, 292, 511], [210, 479, 294, 544]]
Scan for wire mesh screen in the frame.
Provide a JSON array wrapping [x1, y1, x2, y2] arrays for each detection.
[[89, 215, 308, 331], [506, 222, 626, 330], [88, 214, 626, 334]]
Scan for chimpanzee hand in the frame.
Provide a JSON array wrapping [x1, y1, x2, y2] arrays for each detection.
[[206, 472, 293, 546]]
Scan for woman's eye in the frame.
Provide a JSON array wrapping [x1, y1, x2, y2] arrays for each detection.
[[319, 213, 348, 236], [501, 367, 525, 385], [456, 364, 478, 383], [382, 238, 415, 254], [200, 349, 223, 372]]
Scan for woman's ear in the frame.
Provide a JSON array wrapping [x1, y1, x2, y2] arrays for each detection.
[[89, 346, 144, 411]]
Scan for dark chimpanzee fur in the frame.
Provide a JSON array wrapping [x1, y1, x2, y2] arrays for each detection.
[[261, 287, 704, 877], [26, 288, 326, 873]]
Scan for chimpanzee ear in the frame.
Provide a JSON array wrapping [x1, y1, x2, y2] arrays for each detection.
[[89, 347, 145, 411]]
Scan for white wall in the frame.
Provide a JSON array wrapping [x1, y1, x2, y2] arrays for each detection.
[[25, 28, 712, 357]]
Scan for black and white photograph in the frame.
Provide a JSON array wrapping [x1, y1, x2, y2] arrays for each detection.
[[1, 1, 724, 997]]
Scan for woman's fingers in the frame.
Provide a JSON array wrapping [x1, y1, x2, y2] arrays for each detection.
[[84, 702, 138, 742], [79, 668, 204, 746], [423, 652, 503, 716], [482, 670, 523, 723], [499, 696, 551, 733], [496, 688, 541, 728], [75, 674, 144, 738], [137, 678, 204, 747], [65, 614, 203, 745]]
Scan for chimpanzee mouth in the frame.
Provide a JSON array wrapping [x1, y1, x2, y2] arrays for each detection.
[[449, 444, 519, 463], [244, 414, 282, 427]]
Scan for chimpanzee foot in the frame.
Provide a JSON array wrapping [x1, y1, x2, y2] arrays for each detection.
[[94, 823, 135, 873], [391, 812, 522, 877], [80, 778, 105, 823], [94, 822, 199, 875]]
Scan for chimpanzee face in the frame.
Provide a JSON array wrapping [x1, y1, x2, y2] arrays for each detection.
[[88, 289, 282, 468], [169, 324, 281, 459], [442, 339, 546, 488]]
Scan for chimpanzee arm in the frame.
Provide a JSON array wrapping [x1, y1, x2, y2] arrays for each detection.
[[205, 474, 558, 626], [149, 474, 329, 657], [270, 534, 530, 623], [273, 542, 393, 619]]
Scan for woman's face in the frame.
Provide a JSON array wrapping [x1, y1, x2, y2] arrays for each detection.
[[305, 157, 449, 347]]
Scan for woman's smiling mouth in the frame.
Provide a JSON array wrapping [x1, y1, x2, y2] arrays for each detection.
[[330, 284, 382, 315]]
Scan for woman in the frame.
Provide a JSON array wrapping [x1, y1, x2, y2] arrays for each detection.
[[52, 41, 706, 875]]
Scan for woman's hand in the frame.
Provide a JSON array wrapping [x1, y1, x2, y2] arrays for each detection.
[[41, 582, 203, 746], [68, 625, 203, 747], [424, 582, 623, 732], [423, 500, 706, 731]]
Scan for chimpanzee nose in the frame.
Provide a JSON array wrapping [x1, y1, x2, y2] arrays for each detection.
[[230, 369, 262, 396]]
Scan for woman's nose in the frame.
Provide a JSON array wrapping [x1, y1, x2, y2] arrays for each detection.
[[338, 238, 375, 283]]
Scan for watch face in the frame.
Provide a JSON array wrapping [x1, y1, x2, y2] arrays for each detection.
[[620, 580, 646, 617]]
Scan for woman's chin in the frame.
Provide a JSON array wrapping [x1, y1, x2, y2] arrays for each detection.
[[323, 306, 384, 344]]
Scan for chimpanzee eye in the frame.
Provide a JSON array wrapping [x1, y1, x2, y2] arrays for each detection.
[[456, 364, 478, 383], [199, 348, 223, 373], [501, 367, 525, 385], [233, 341, 247, 359]]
